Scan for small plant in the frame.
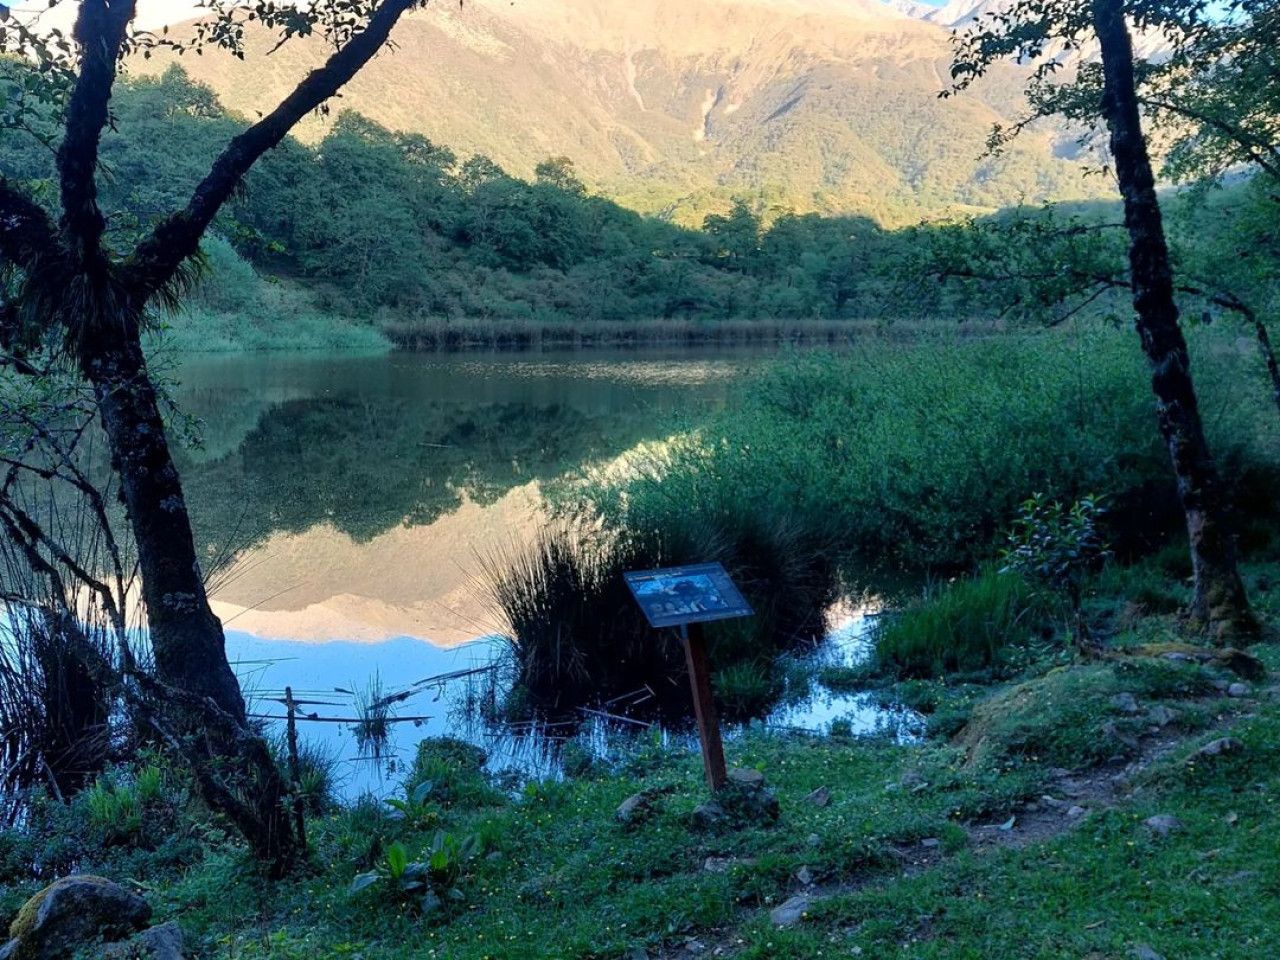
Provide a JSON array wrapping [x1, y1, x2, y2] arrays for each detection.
[[347, 832, 480, 913], [383, 780, 438, 828], [1001, 493, 1111, 649]]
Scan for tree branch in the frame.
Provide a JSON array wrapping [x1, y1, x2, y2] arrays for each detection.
[[1139, 93, 1280, 182], [58, 0, 137, 263], [0, 181, 59, 276], [125, 0, 421, 301]]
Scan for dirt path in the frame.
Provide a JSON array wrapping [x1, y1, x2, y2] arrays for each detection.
[[653, 698, 1259, 959]]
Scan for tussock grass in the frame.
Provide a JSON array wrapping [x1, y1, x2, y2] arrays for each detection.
[[871, 568, 1056, 680]]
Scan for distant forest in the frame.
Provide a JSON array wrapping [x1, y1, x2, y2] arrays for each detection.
[[2, 66, 939, 333]]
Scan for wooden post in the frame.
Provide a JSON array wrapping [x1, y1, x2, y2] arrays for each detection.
[[284, 686, 307, 850], [682, 622, 727, 792]]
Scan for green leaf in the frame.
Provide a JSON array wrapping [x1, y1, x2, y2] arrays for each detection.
[[386, 841, 409, 880], [347, 871, 379, 896]]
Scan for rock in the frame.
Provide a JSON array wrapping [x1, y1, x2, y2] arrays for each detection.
[[769, 895, 816, 928], [1144, 814, 1182, 837], [920, 838, 941, 849], [1131, 945, 1164, 960], [1041, 795, 1066, 809], [5, 876, 151, 960], [1161, 652, 1195, 663], [1066, 806, 1086, 818], [1190, 737, 1246, 761], [795, 866, 814, 886], [101, 921, 185, 960], [747, 788, 781, 823], [803, 786, 831, 808], [1100, 721, 1139, 750], [1145, 705, 1179, 728], [1227, 683, 1250, 698], [691, 800, 726, 829], [615, 789, 660, 825], [728, 768, 766, 788], [1211, 678, 1231, 692], [1111, 693, 1141, 714]]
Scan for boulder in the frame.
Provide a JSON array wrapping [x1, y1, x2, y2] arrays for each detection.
[[1227, 683, 1250, 698], [101, 922, 185, 960], [4, 876, 151, 960]]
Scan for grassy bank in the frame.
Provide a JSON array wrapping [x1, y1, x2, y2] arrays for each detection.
[[4, 591, 1278, 958]]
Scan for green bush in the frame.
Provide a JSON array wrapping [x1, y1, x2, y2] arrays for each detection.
[[871, 568, 1056, 679]]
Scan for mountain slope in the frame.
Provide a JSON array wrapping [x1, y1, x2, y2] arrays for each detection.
[[128, 0, 1102, 224]]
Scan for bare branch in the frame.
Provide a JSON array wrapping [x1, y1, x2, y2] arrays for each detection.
[[125, 0, 421, 301]]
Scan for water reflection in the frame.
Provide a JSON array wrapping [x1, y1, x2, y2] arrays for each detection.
[[175, 348, 750, 643], [179, 346, 914, 798]]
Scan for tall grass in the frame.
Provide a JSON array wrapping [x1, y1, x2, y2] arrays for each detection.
[[0, 608, 117, 822], [871, 568, 1056, 679], [480, 516, 839, 721], [588, 327, 1280, 579]]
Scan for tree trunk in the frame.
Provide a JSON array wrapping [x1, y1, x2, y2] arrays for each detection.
[[1092, 0, 1257, 642], [78, 309, 299, 874]]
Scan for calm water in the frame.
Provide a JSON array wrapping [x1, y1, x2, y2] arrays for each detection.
[[169, 346, 914, 795]]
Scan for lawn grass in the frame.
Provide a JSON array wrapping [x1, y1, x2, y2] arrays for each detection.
[[86, 647, 1274, 960]]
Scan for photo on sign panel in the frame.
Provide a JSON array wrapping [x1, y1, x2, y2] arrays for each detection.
[[624, 563, 753, 629], [632, 572, 731, 619]]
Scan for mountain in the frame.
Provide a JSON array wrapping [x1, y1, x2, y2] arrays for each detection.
[[127, 0, 1104, 225]]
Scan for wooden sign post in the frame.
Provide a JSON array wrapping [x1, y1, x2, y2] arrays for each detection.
[[624, 563, 753, 794]]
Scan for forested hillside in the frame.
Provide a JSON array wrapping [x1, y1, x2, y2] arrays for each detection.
[[1, 65, 936, 339], [125, 0, 1103, 224]]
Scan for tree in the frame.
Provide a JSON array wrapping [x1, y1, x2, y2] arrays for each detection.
[[949, 0, 1257, 640], [0, 0, 426, 875]]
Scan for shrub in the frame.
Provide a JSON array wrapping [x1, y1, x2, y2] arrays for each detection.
[[404, 738, 497, 809]]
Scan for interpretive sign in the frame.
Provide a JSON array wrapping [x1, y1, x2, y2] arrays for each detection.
[[624, 562, 753, 629], [624, 563, 753, 792]]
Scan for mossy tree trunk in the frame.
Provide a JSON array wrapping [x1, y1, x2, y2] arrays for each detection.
[[0, 0, 421, 876], [1091, 0, 1257, 643]]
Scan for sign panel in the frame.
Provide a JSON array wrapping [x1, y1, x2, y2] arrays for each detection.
[[624, 562, 753, 629]]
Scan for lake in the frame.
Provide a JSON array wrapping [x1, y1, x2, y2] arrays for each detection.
[[169, 346, 915, 794]]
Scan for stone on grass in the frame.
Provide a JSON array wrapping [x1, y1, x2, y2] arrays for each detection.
[[795, 866, 814, 886], [803, 786, 831, 808], [1144, 814, 1182, 837], [4, 876, 151, 960], [1131, 944, 1164, 960], [1227, 683, 1249, 698], [615, 789, 660, 825], [1190, 738, 1246, 762], [1111, 692, 1141, 714], [769, 895, 816, 928], [728, 768, 765, 787], [1145, 705, 1179, 728], [691, 800, 727, 829], [920, 838, 941, 849], [1066, 805, 1086, 818]]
